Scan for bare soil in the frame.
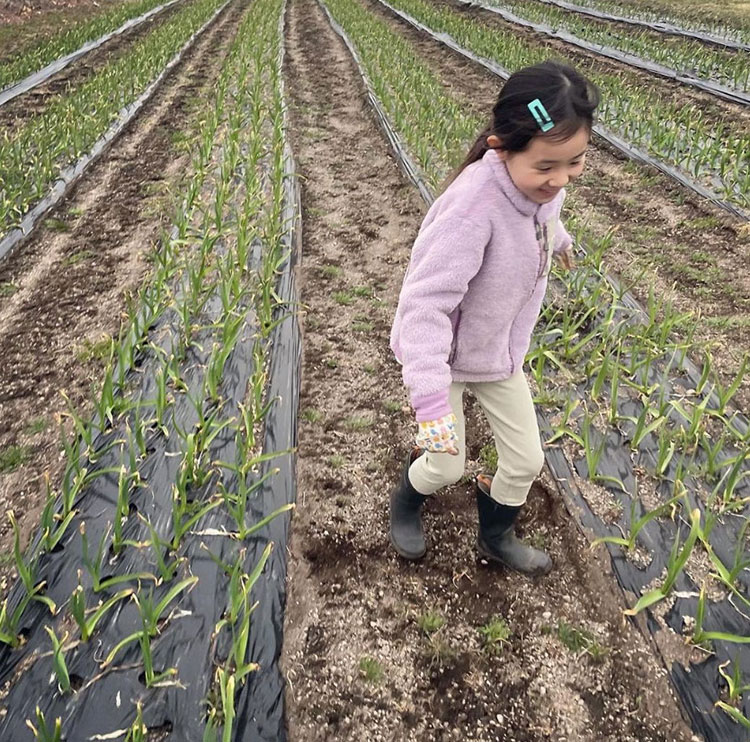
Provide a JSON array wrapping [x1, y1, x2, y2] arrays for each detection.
[[280, 0, 701, 738], [371, 0, 750, 412], [0, 0, 183, 133], [0, 0, 247, 600]]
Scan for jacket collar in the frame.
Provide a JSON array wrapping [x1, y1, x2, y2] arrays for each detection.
[[483, 149, 539, 217]]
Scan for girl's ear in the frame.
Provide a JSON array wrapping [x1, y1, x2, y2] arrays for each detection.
[[486, 134, 507, 160]]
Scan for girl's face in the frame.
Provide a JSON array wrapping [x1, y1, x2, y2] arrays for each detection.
[[488, 126, 590, 204]]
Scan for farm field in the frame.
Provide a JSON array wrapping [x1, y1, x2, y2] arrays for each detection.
[[0, 0, 748, 739]]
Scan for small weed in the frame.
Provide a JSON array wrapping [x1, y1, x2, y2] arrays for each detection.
[[362, 363, 377, 374], [352, 286, 373, 298], [319, 263, 341, 279], [306, 206, 326, 218], [557, 621, 608, 662], [424, 635, 456, 668], [62, 249, 95, 267], [44, 217, 70, 232], [301, 408, 322, 423], [328, 455, 346, 469], [352, 320, 374, 333], [25, 417, 49, 435], [478, 616, 511, 654], [68, 206, 85, 218], [0, 445, 30, 473], [417, 609, 445, 635], [333, 291, 354, 306], [76, 335, 112, 364], [325, 358, 338, 369], [345, 415, 374, 430], [479, 442, 498, 472], [0, 282, 18, 297], [359, 656, 383, 683], [383, 400, 402, 414], [683, 216, 720, 230]]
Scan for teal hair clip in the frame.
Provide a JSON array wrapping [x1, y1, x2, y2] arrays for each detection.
[[528, 98, 554, 132]]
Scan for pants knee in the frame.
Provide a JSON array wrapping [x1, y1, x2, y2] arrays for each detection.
[[498, 445, 544, 484], [430, 454, 465, 488]]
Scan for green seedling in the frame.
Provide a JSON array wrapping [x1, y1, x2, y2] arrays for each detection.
[[9, 511, 56, 616], [125, 702, 147, 742], [718, 658, 750, 705], [710, 354, 749, 416], [112, 463, 141, 556], [591, 490, 680, 553], [170, 495, 222, 552], [692, 584, 750, 648], [218, 668, 236, 742], [580, 414, 625, 491], [544, 397, 581, 445], [70, 580, 133, 642], [25, 707, 62, 742], [625, 507, 701, 616], [139, 623, 178, 688], [715, 701, 750, 730], [40, 475, 76, 553], [213, 542, 273, 683], [44, 626, 71, 694], [714, 449, 750, 513], [137, 576, 198, 637], [655, 427, 676, 477], [80, 522, 155, 592], [478, 616, 511, 655]]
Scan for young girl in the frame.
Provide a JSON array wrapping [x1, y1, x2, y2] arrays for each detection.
[[389, 61, 600, 574]]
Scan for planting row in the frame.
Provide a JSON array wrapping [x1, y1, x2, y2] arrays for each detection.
[[317, 0, 750, 737], [0, 0, 300, 736], [0, 0, 229, 246], [471, 0, 750, 98], [380, 0, 750, 214], [537, 0, 750, 48], [0, 0, 184, 94]]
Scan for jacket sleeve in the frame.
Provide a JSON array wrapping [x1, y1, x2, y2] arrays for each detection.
[[396, 214, 491, 419], [553, 219, 573, 254], [553, 189, 573, 254]]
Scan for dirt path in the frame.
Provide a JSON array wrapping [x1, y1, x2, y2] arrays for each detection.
[[280, 0, 699, 738], [366, 0, 750, 412], [0, 0, 184, 133], [0, 0, 247, 599]]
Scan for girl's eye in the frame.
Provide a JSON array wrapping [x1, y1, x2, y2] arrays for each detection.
[[538, 166, 552, 172]]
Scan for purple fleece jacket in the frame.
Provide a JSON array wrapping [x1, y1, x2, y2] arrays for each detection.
[[390, 149, 573, 422]]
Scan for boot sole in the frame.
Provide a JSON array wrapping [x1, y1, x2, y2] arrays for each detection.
[[477, 541, 552, 577]]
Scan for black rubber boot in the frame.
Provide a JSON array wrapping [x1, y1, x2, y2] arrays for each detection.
[[475, 475, 552, 576], [390, 449, 429, 560]]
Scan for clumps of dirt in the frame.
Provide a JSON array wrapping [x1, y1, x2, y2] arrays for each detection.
[[281, 0, 699, 739]]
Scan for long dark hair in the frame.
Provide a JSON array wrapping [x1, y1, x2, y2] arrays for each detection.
[[442, 61, 600, 191]]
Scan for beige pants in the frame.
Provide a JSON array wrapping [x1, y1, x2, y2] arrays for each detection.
[[408, 372, 544, 506]]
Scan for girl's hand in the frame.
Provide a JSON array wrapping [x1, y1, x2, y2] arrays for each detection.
[[416, 413, 459, 456], [555, 245, 575, 271]]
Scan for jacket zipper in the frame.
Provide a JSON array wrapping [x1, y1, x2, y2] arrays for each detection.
[[448, 307, 462, 365], [508, 217, 548, 373]]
